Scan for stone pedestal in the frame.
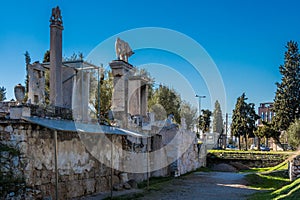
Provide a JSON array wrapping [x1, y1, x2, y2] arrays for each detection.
[[110, 60, 134, 128]]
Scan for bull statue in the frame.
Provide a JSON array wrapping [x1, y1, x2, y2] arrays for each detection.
[[115, 37, 134, 62]]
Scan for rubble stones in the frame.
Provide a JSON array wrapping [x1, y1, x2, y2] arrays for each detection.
[[289, 155, 300, 181]]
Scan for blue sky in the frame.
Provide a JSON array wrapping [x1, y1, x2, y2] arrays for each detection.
[[1, 0, 300, 120]]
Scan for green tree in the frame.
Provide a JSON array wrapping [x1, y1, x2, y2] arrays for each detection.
[[273, 41, 300, 131], [24, 51, 31, 93], [212, 100, 223, 134], [231, 93, 248, 149], [180, 101, 197, 130], [247, 103, 260, 139], [199, 109, 212, 133], [43, 50, 50, 63], [149, 85, 181, 123], [64, 52, 84, 61], [24, 51, 31, 102], [150, 104, 167, 121], [231, 93, 259, 150], [287, 119, 300, 149], [93, 70, 113, 122], [43, 50, 50, 104], [0, 86, 6, 101], [255, 121, 279, 150]]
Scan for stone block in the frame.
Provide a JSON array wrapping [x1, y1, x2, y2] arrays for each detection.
[[88, 168, 95, 178], [127, 179, 138, 189], [67, 180, 84, 199], [123, 182, 131, 190], [10, 106, 31, 119], [112, 175, 120, 185], [113, 183, 123, 191], [85, 179, 96, 194], [120, 173, 128, 183], [58, 182, 67, 200], [5, 125, 13, 133], [95, 176, 109, 192]]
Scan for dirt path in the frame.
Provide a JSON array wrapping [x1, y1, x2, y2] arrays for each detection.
[[138, 172, 258, 200], [83, 172, 259, 200]]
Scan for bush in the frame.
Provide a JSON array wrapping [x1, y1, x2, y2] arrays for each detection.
[[287, 119, 300, 149]]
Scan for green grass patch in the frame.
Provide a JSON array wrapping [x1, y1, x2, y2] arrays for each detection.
[[246, 158, 300, 200], [241, 159, 289, 173], [103, 192, 144, 200], [208, 150, 293, 161], [245, 173, 289, 190], [137, 176, 173, 190], [208, 150, 294, 155], [248, 178, 300, 200]]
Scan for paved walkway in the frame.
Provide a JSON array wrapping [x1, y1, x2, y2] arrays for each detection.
[[83, 172, 259, 200]]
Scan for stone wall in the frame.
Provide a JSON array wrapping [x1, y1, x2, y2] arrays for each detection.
[[289, 154, 300, 181], [177, 131, 206, 175], [207, 151, 290, 168], [154, 126, 206, 176], [0, 121, 132, 199], [0, 120, 205, 199]]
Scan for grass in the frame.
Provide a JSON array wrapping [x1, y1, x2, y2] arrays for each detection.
[[245, 172, 290, 190], [102, 193, 144, 200], [248, 177, 300, 200], [245, 159, 300, 200], [208, 149, 294, 155], [241, 159, 289, 173], [137, 176, 173, 190]]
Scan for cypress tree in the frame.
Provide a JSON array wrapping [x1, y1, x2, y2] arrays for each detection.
[[273, 41, 300, 131], [231, 93, 259, 150], [212, 100, 223, 134]]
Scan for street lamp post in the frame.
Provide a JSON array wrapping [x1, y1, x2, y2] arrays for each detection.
[[195, 95, 206, 116], [195, 95, 206, 135]]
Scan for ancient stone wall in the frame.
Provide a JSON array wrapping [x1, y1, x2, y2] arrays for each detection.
[[289, 154, 300, 181], [0, 122, 132, 199], [0, 120, 205, 199]]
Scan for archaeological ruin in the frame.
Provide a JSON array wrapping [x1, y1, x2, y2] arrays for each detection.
[[0, 6, 206, 199]]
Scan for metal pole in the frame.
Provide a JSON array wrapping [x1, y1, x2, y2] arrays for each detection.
[[199, 98, 201, 116], [147, 138, 150, 190], [54, 130, 58, 200], [195, 95, 206, 115], [110, 134, 113, 198], [81, 65, 84, 122], [97, 66, 101, 122], [225, 113, 228, 147], [195, 95, 206, 133]]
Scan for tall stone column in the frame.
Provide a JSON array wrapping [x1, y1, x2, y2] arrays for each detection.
[[109, 60, 134, 128], [49, 6, 63, 107]]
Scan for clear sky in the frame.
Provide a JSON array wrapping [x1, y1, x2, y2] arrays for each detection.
[[1, 0, 300, 120]]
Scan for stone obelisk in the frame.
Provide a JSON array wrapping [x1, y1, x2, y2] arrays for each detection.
[[49, 6, 63, 106]]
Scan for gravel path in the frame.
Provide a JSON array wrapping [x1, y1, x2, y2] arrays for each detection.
[[138, 172, 258, 200]]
